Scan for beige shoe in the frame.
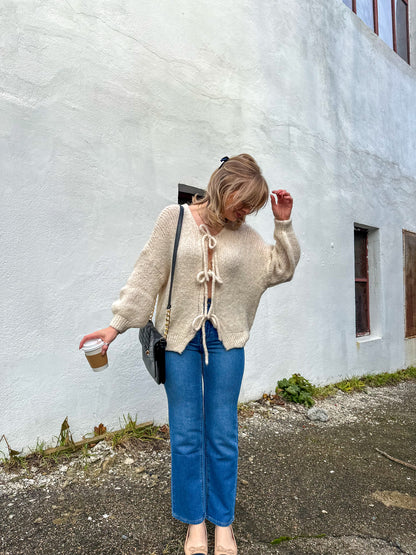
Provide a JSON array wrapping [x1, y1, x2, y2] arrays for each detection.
[[214, 524, 237, 555], [184, 523, 208, 555]]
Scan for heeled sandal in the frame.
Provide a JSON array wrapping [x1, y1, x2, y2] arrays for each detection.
[[214, 524, 237, 555], [184, 523, 208, 555]]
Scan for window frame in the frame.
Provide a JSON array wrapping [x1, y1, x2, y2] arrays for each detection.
[[347, 0, 410, 64], [354, 226, 371, 337], [403, 229, 416, 339]]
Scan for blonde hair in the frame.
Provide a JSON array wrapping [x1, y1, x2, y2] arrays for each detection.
[[192, 153, 269, 230]]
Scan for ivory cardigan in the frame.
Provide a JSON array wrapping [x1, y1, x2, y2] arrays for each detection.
[[109, 203, 301, 362]]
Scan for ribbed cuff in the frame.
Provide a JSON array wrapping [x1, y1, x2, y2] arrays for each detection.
[[274, 217, 293, 228], [109, 315, 130, 333]]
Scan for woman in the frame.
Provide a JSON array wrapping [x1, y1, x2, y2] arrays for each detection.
[[79, 154, 300, 555]]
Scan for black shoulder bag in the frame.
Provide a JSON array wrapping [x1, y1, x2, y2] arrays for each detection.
[[138, 204, 184, 384]]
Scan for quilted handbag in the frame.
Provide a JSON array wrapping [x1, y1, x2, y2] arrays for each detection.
[[139, 321, 167, 384], [139, 204, 184, 384]]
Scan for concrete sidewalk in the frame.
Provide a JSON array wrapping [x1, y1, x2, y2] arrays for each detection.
[[1, 381, 416, 554]]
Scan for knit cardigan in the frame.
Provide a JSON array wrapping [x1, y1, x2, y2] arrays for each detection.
[[109, 203, 301, 361]]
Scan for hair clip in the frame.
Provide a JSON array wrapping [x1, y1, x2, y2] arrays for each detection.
[[219, 156, 229, 168]]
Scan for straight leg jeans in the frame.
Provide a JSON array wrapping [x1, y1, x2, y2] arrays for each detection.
[[164, 320, 244, 526]]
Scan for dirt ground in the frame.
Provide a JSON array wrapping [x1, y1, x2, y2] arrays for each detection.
[[1, 381, 416, 555]]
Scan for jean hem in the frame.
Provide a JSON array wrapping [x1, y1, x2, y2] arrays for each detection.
[[172, 512, 206, 525], [206, 514, 235, 527]]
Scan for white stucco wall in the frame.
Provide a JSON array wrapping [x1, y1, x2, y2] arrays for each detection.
[[1, 0, 415, 454]]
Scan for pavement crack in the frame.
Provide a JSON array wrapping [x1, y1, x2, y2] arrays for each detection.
[[318, 534, 408, 554]]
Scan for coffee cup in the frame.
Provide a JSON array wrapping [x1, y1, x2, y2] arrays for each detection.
[[81, 338, 108, 371]]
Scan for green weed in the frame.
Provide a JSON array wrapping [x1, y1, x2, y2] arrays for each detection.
[[52, 416, 75, 449], [313, 366, 416, 399], [271, 533, 326, 545], [333, 377, 367, 393], [33, 438, 46, 455], [110, 413, 164, 449], [0, 415, 165, 471], [276, 373, 315, 407]]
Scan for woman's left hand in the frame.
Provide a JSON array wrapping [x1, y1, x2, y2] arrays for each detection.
[[271, 189, 293, 221]]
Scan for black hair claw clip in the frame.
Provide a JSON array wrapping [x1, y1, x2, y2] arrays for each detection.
[[219, 156, 229, 168]]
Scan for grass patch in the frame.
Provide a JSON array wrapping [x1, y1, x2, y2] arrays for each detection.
[[312, 366, 416, 399], [109, 413, 166, 449], [0, 414, 168, 471]]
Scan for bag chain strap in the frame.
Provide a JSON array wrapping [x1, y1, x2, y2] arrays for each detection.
[[149, 303, 171, 340], [148, 205, 184, 341]]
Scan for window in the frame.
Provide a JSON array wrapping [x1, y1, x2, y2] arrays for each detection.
[[354, 225, 382, 339], [342, 0, 410, 64], [354, 227, 370, 335], [403, 230, 416, 338], [178, 184, 205, 205]]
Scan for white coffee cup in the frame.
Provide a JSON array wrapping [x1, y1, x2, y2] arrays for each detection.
[[81, 338, 108, 371]]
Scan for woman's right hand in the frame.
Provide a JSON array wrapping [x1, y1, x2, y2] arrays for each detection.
[[79, 327, 119, 355]]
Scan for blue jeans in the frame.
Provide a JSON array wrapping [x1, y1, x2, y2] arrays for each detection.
[[164, 320, 245, 526]]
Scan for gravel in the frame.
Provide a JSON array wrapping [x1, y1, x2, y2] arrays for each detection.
[[1, 381, 415, 554]]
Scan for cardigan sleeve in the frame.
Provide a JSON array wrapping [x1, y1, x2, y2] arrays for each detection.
[[262, 218, 301, 289], [109, 205, 178, 333]]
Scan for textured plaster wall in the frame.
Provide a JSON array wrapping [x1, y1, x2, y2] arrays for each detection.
[[411, 0, 416, 69], [1, 0, 415, 453]]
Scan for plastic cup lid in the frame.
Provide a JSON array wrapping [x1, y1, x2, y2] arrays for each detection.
[[82, 338, 104, 353]]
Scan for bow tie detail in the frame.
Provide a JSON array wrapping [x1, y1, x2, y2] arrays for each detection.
[[199, 224, 218, 248], [196, 269, 223, 284], [192, 224, 223, 364]]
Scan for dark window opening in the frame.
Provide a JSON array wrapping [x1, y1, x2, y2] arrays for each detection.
[[395, 0, 409, 63], [355, 227, 370, 336], [178, 184, 206, 205], [404, 230, 416, 338]]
